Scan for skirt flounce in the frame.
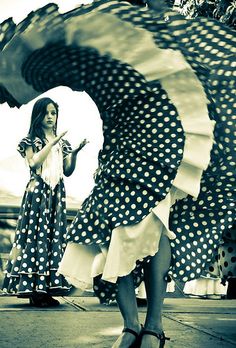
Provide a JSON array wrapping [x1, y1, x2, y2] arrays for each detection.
[[0, 0, 235, 303]]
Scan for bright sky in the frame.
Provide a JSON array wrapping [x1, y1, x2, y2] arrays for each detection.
[[0, 0, 103, 201]]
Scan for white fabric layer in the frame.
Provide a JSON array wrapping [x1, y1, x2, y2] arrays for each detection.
[[58, 2, 214, 289], [59, 43, 214, 289], [65, 9, 191, 83], [100, 186, 185, 284], [183, 278, 228, 296], [59, 186, 185, 287], [160, 66, 215, 197], [41, 143, 64, 189], [58, 243, 100, 290], [136, 280, 176, 298], [58, 204, 163, 288]]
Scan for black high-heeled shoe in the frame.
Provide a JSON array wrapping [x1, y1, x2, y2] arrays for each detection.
[[140, 329, 170, 348], [122, 327, 142, 348], [44, 293, 60, 306], [29, 293, 48, 307], [29, 292, 60, 307]]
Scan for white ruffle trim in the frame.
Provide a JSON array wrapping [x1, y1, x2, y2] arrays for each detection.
[[59, 186, 184, 287], [41, 143, 64, 189], [183, 278, 228, 296], [59, 3, 215, 290]]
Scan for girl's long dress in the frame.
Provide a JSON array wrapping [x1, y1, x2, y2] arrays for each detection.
[[2, 137, 72, 296], [0, 1, 235, 303]]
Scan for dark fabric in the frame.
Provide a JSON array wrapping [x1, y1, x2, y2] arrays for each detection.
[[2, 137, 71, 296], [0, 0, 235, 303]]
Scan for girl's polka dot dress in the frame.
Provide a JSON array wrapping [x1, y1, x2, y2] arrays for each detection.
[[2, 137, 72, 296], [0, 1, 235, 303]]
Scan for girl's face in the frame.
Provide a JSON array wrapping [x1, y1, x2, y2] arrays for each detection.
[[41, 103, 57, 131]]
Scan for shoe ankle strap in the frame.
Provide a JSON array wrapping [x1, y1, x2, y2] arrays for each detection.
[[122, 327, 139, 338], [141, 329, 170, 341]]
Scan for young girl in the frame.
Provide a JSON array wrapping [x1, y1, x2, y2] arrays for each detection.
[[2, 97, 88, 307]]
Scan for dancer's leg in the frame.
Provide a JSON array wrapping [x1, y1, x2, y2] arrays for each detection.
[[112, 273, 141, 348], [141, 234, 171, 347]]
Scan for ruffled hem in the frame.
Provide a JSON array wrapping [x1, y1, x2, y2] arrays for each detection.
[[2, 270, 71, 295], [59, 27, 215, 286], [58, 243, 100, 290], [0, 0, 235, 299], [136, 280, 176, 298], [183, 278, 228, 297]]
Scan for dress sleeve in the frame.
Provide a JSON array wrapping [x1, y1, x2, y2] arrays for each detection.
[[17, 137, 43, 158], [61, 139, 72, 159], [17, 137, 32, 158]]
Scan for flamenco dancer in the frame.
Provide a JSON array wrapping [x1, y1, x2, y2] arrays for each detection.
[[0, 0, 235, 346]]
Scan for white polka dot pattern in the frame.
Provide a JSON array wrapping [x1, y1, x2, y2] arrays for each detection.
[[0, 0, 235, 303], [2, 138, 72, 295]]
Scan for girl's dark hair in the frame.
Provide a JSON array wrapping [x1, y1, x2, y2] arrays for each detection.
[[28, 97, 59, 142]]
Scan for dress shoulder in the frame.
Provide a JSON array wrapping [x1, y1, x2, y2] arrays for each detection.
[[17, 136, 43, 158]]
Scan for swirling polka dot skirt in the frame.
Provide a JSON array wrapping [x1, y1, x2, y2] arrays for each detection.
[[0, 1, 235, 303]]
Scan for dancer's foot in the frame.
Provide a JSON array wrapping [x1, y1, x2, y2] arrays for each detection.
[[140, 329, 170, 348], [29, 292, 47, 307], [112, 325, 142, 348], [29, 292, 60, 307], [44, 293, 60, 306]]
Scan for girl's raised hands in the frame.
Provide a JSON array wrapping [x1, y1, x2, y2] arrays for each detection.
[[73, 138, 89, 153], [63, 138, 89, 176], [51, 131, 68, 146]]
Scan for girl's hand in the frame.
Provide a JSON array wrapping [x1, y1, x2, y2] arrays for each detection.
[[73, 138, 89, 153], [51, 131, 68, 146]]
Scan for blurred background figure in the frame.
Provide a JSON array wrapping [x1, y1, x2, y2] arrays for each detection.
[[173, 0, 236, 29], [183, 277, 228, 300]]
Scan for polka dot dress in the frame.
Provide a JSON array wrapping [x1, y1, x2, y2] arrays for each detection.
[[0, 1, 235, 303], [2, 137, 72, 296], [206, 221, 236, 283]]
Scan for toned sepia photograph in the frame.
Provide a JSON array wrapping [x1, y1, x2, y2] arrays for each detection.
[[0, 1, 235, 347]]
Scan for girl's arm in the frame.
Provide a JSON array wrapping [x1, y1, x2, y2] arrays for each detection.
[[63, 138, 89, 177], [25, 131, 67, 170]]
